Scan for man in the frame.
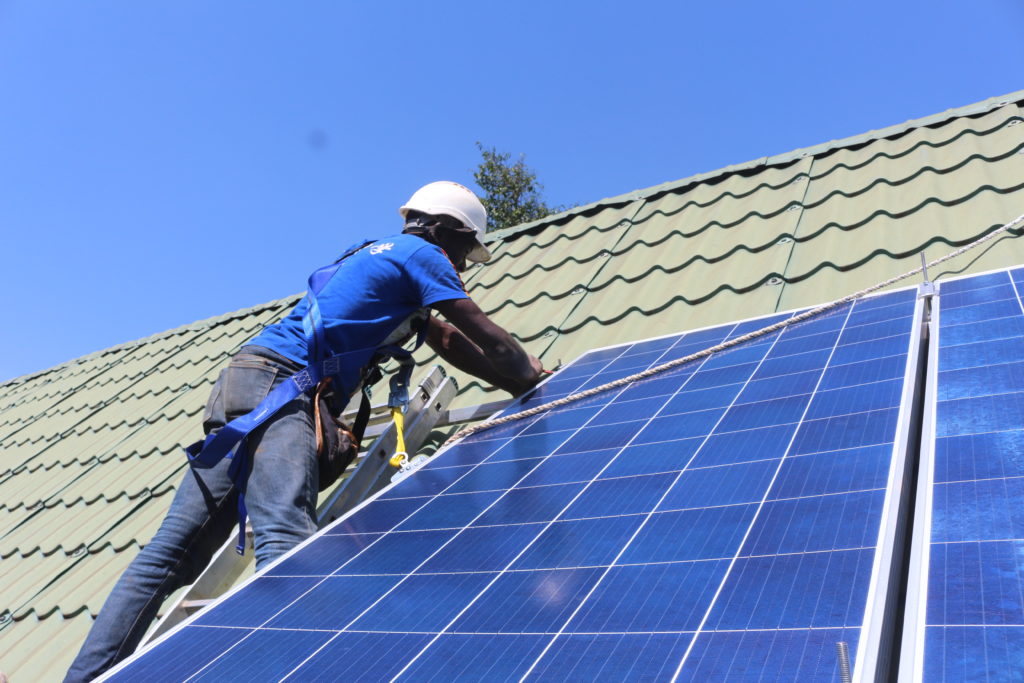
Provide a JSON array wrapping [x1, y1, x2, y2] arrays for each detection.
[[66, 181, 544, 681]]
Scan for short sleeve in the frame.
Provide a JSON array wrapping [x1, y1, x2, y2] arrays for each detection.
[[404, 243, 469, 307]]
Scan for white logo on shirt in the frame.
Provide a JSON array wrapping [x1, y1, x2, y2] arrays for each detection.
[[370, 242, 394, 255]]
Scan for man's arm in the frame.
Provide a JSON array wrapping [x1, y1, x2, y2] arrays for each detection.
[[427, 298, 543, 396]]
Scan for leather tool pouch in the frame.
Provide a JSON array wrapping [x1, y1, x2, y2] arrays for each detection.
[[313, 378, 360, 492]]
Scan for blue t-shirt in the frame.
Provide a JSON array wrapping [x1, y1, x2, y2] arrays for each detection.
[[249, 233, 468, 394]]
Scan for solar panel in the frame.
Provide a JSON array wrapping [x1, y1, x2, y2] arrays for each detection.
[[105, 289, 925, 682], [902, 267, 1024, 681]]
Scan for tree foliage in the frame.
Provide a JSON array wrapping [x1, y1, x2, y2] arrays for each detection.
[[473, 142, 560, 232]]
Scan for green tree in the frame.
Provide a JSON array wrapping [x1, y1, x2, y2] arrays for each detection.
[[473, 142, 561, 231]]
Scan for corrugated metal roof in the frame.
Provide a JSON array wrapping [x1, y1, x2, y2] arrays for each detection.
[[2, 90, 1024, 679]]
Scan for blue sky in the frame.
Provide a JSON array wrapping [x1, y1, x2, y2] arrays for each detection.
[[2, 0, 1022, 382]]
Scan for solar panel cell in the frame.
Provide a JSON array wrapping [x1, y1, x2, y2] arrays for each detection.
[[533, 633, 694, 680], [262, 576, 395, 629], [706, 548, 875, 629], [452, 568, 603, 632]]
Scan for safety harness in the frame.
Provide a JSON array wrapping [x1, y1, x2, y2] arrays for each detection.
[[185, 240, 427, 554]]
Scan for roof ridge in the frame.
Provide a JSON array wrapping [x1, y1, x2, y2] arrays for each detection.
[[485, 89, 1024, 242]]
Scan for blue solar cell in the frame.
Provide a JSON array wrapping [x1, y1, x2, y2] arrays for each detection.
[[717, 394, 811, 431], [570, 560, 730, 632], [736, 369, 821, 403], [418, 523, 547, 573], [396, 490, 503, 531], [934, 431, 1024, 483], [627, 333, 687, 355], [290, 632, 435, 680], [194, 576, 320, 627], [707, 548, 875, 629], [931, 478, 1024, 543], [937, 392, 1024, 436], [805, 378, 904, 419], [846, 300, 913, 327], [927, 540, 1024, 626], [520, 405, 602, 434], [517, 449, 619, 486], [940, 315, 1024, 347], [551, 419, 647, 454], [452, 568, 603, 632], [940, 271, 1009, 294], [349, 572, 495, 631], [267, 532, 380, 577], [923, 626, 1024, 681], [660, 459, 779, 509], [830, 333, 911, 365], [701, 340, 778, 369], [678, 325, 736, 346], [182, 628, 335, 680], [783, 311, 847, 339], [632, 409, 727, 443], [378, 463, 473, 499], [472, 482, 585, 526], [942, 297, 1023, 326], [690, 423, 798, 468], [335, 496, 426, 534], [682, 628, 859, 681], [574, 345, 631, 364], [341, 530, 456, 574], [839, 317, 911, 345], [769, 445, 893, 498], [940, 361, 1024, 401], [682, 361, 759, 390], [435, 438, 512, 466], [512, 516, 646, 569], [939, 336, 1024, 372], [107, 626, 253, 682], [622, 505, 758, 563], [263, 575, 395, 629], [600, 439, 704, 477], [563, 472, 677, 518], [790, 408, 899, 455], [603, 349, 671, 372], [820, 354, 907, 390], [486, 430, 577, 462], [754, 349, 832, 379], [660, 384, 745, 413], [532, 633, 694, 681], [742, 490, 885, 555], [768, 330, 841, 359], [444, 457, 543, 494], [942, 282, 1017, 309], [600, 394, 678, 423], [399, 634, 550, 681], [730, 313, 792, 336]]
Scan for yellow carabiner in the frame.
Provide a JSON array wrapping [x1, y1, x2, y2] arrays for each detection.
[[388, 406, 408, 468]]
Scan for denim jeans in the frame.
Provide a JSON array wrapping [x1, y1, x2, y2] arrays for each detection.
[[65, 346, 319, 682]]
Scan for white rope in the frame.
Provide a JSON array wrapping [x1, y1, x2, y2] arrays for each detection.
[[445, 212, 1024, 446]]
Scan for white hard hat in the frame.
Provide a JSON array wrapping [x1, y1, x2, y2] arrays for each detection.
[[399, 181, 491, 263]]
